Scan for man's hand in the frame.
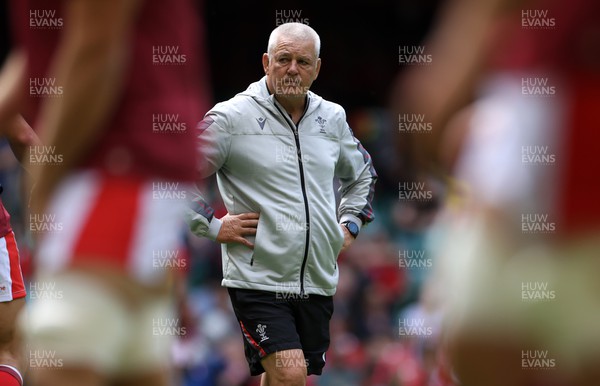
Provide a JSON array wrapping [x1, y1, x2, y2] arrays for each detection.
[[340, 225, 355, 253], [216, 212, 260, 249]]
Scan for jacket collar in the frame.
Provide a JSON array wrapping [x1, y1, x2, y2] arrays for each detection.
[[239, 76, 322, 116]]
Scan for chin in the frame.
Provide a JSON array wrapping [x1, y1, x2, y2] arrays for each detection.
[[278, 92, 308, 99]]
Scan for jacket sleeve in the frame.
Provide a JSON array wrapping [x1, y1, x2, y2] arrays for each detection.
[[185, 110, 232, 240], [335, 118, 377, 228]]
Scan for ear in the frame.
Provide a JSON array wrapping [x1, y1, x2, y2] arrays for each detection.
[[314, 58, 321, 80], [262, 53, 270, 74]]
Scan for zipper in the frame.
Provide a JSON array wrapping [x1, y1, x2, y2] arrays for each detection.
[[272, 100, 311, 295]]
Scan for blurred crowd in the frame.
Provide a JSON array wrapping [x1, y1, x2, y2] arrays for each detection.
[[2, 0, 598, 384]]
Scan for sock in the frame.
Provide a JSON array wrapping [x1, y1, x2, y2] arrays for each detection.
[[0, 365, 23, 386]]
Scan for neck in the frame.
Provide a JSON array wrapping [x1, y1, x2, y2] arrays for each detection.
[[275, 94, 306, 117]]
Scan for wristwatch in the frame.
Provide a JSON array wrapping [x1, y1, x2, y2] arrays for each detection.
[[341, 221, 359, 239]]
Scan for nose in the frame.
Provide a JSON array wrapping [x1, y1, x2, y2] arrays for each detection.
[[287, 60, 299, 75]]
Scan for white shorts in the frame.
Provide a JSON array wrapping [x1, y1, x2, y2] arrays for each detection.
[[25, 170, 190, 375], [0, 231, 26, 302], [440, 222, 600, 374], [23, 271, 176, 376]]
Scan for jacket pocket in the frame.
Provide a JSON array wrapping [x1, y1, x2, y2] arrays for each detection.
[[333, 223, 345, 257], [250, 216, 265, 266]]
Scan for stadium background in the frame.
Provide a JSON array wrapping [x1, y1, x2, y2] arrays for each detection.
[[0, 1, 448, 385]]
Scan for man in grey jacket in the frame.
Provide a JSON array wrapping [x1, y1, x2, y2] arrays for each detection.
[[188, 22, 376, 386]]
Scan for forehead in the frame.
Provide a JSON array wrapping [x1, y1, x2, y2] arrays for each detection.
[[272, 36, 317, 58]]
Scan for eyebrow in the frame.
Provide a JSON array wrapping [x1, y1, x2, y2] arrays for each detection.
[[275, 52, 312, 61]]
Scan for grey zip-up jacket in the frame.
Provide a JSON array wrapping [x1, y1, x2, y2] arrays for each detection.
[[187, 77, 377, 296]]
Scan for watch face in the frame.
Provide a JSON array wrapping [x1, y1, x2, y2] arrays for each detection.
[[346, 222, 359, 236]]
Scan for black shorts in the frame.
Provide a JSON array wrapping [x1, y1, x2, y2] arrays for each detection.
[[227, 287, 334, 376]]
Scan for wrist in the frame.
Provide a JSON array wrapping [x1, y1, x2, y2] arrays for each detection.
[[341, 220, 359, 239], [207, 217, 223, 241]]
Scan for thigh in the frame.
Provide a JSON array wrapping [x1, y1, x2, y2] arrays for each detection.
[[292, 294, 334, 375], [227, 288, 302, 376], [261, 348, 307, 385], [0, 298, 24, 348], [0, 297, 25, 368]]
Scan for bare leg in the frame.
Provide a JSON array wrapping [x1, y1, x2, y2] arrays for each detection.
[[260, 349, 306, 386], [260, 372, 269, 386], [0, 298, 25, 382]]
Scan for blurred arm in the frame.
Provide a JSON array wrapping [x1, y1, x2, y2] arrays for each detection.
[[30, 0, 142, 212], [394, 0, 505, 173], [5, 115, 41, 169], [186, 113, 231, 240], [335, 120, 378, 228], [0, 51, 41, 169]]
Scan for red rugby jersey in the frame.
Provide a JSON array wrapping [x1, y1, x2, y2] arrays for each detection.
[[11, 0, 210, 182], [488, 0, 600, 237]]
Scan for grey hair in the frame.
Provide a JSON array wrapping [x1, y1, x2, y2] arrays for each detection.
[[267, 23, 321, 59]]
